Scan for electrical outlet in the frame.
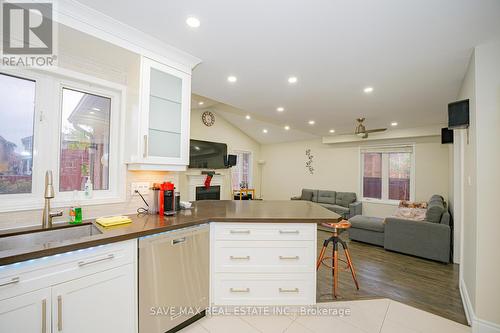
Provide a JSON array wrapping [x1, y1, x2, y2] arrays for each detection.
[[131, 182, 149, 196]]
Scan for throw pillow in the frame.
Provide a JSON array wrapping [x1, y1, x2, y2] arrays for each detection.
[[393, 207, 427, 221], [399, 200, 428, 209]]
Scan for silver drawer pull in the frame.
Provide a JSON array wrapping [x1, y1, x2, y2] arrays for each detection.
[[279, 288, 299, 293], [230, 288, 250, 293], [78, 254, 115, 267], [230, 230, 251, 234], [57, 295, 63, 331], [230, 256, 250, 260], [41, 299, 47, 333], [172, 237, 186, 245], [279, 230, 299, 234], [279, 256, 300, 260], [0, 277, 20, 287]]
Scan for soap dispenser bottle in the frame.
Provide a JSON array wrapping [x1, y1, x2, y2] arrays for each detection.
[[84, 177, 93, 199]]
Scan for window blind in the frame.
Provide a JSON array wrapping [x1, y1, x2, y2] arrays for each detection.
[[360, 145, 413, 154]]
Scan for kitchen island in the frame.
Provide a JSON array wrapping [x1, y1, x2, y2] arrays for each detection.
[[0, 200, 341, 265], [0, 201, 341, 333]]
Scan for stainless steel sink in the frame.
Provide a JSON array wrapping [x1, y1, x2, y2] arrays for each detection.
[[0, 223, 103, 251]]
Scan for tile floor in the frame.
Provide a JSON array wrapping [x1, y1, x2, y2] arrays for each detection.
[[178, 299, 471, 333]]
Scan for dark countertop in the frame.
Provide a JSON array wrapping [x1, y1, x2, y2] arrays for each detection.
[[0, 200, 340, 266]]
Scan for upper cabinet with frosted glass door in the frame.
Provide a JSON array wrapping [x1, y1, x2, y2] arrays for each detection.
[[128, 57, 191, 170]]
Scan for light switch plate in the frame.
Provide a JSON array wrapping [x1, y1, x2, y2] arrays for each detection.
[[131, 182, 149, 196]]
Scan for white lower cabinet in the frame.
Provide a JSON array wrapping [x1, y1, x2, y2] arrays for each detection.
[[0, 287, 51, 333], [51, 264, 135, 333], [210, 223, 317, 306], [0, 240, 137, 333]]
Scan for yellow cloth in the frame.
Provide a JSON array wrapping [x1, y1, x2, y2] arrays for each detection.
[[95, 216, 132, 227]]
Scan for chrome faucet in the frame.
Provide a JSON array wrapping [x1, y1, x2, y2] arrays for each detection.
[[42, 170, 63, 228]]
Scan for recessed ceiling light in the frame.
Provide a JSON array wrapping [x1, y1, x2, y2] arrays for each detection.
[[288, 76, 298, 84], [186, 16, 200, 28], [329, 129, 335, 133], [363, 86, 374, 93], [198, 101, 204, 106], [308, 120, 315, 125], [245, 115, 251, 120], [227, 75, 237, 83], [89, 111, 95, 115], [194, 146, 200, 151], [91, 107, 101, 111], [391, 121, 398, 127], [276, 107, 285, 112], [284, 125, 290, 130], [262, 129, 268, 134]]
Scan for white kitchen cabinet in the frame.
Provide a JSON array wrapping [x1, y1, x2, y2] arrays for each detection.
[[128, 57, 191, 171], [0, 240, 137, 333], [51, 264, 135, 333], [210, 223, 317, 306], [0, 287, 51, 333]]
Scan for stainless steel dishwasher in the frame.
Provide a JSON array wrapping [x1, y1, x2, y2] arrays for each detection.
[[139, 224, 209, 333]]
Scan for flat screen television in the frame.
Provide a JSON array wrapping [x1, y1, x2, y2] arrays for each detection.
[[189, 140, 228, 169]]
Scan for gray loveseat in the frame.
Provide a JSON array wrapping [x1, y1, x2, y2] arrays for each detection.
[[349, 195, 451, 263], [291, 189, 362, 219]]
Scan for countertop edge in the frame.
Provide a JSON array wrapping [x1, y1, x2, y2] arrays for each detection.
[[0, 216, 337, 266]]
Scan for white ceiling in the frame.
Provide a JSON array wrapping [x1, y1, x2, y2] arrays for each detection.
[[76, 0, 500, 143], [192, 94, 317, 144]]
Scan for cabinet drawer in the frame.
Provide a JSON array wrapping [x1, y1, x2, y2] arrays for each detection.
[[212, 223, 316, 241], [212, 273, 315, 305], [213, 241, 315, 273], [0, 239, 136, 300]]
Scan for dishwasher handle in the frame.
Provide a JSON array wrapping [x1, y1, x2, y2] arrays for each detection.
[[172, 237, 187, 245]]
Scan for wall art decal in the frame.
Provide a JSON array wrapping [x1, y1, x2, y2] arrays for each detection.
[[305, 149, 314, 175]]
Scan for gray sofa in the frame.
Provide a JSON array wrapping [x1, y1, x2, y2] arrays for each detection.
[[349, 195, 452, 263], [291, 189, 362, 219]]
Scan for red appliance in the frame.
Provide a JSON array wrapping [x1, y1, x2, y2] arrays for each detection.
[[158, 182, 175, 216]]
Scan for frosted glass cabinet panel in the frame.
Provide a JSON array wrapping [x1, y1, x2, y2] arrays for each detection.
[[150, 69, 182, 102], [136, 57, 191, 168], [149, 128, 181, 157]]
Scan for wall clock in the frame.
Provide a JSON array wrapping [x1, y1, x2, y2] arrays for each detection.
[[202, 111, 215, 127]]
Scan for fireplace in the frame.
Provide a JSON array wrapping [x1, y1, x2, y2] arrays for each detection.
[[187, 174, 225, 201], [196, 186, 221, 200]]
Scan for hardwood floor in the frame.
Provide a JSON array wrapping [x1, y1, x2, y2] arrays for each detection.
[[316, 230, 467, 325]]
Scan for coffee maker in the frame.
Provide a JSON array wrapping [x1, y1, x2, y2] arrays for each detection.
[[160, 182, 180, 216]]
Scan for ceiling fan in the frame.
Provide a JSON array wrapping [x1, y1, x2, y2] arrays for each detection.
[[354, 118, 387, 139]]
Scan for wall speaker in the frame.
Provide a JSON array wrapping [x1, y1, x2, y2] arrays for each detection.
[[448, 99, 469, 129], [441, 127, 454, 144], [226, 154, 237, 167]]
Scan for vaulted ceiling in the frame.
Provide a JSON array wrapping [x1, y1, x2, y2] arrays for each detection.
[[76, 0, 500, 143]]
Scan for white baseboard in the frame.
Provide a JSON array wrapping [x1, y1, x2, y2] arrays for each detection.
[[460, 278, 500, 333], [460, 278, 473, 325], [474, 318, 500, 333]]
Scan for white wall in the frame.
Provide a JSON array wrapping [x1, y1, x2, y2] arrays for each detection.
[[456, 52, 477, 313], [260, 136, 449, 217], [456, 41, 500, 332], [474, 41, 500, 328], [178, 109, 262, 201]]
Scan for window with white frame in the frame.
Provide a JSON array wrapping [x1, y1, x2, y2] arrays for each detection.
[[0, 69, 124, 211], [360, 145, 415, 202], [231, 151, 252, 190], [59, 88, 111, 192], [0, 73, 36, 195]]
